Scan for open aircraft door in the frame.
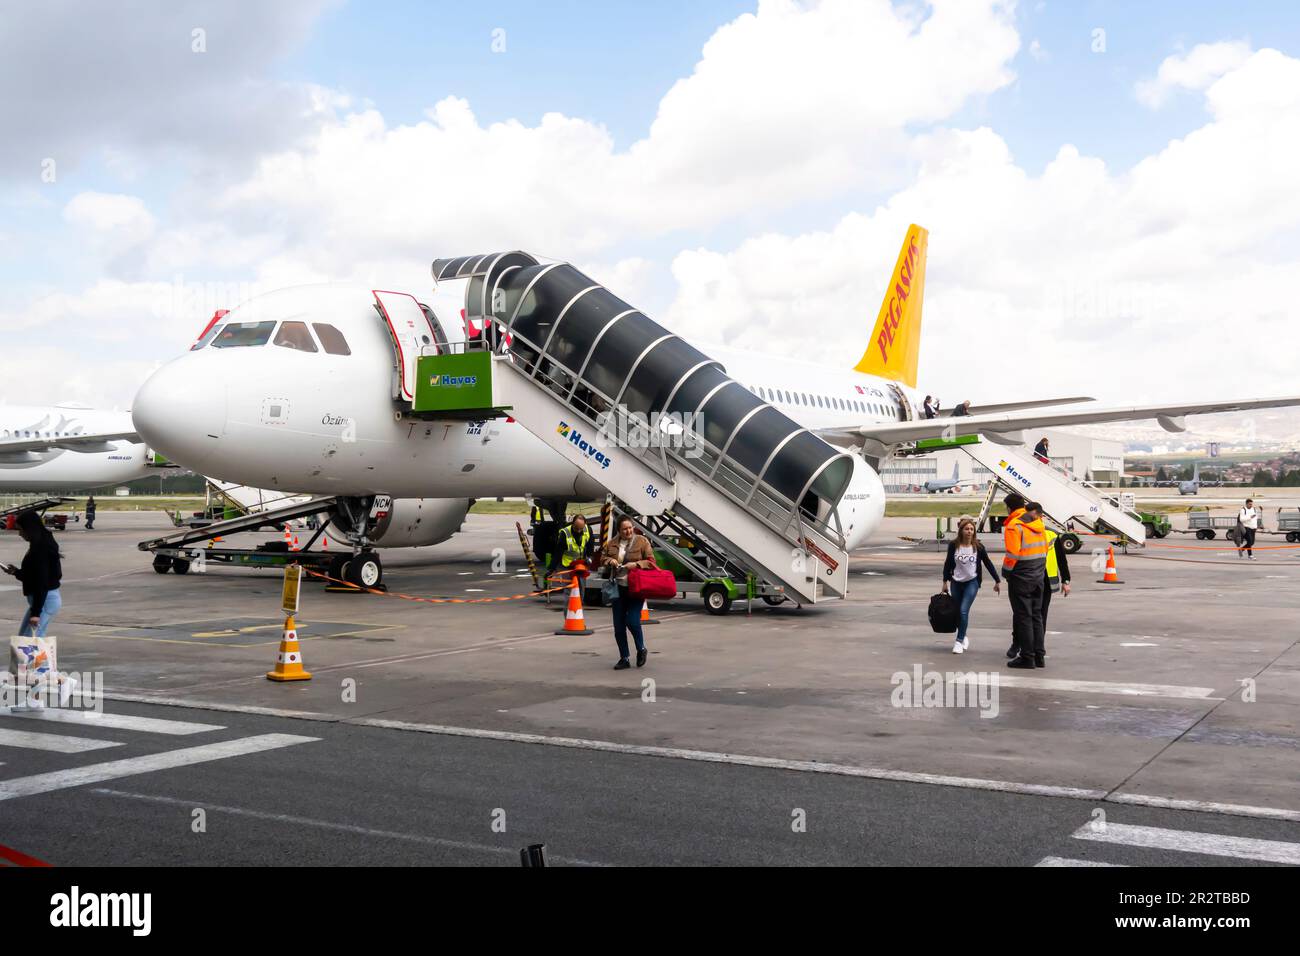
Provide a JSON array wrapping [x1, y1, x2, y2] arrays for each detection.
[[373, 290, 437, 403]]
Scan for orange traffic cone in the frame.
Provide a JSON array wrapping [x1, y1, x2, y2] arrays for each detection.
[[322, 534, 329, 552], [1098, 546, 1124, 584], [283, 524, 292, 547], [291, 534, 301, 552], [554, 571, 594, 635], [266, 615, 312, 681], [640, 599, 659, 626]]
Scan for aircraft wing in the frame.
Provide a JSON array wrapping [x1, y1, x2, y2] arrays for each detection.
[[952, 396, 1094, 416], [819, 395, 1300, 446], [0, 431, 140, 454]]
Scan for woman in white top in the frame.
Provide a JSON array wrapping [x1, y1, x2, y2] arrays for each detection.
[[1237, 499, 1260, 560], [941, 518, 1001, 654]]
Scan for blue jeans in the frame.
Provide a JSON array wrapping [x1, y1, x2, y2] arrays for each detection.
[[611, 588, 645, 660], [949, 578, 980, 644], [19, 588, 62, 637]]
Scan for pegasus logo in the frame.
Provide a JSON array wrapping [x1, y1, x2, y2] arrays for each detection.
[[875, 233, 921, 362]]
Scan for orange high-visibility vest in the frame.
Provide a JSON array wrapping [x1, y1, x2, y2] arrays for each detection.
[[1003, 510, 1049, 571]]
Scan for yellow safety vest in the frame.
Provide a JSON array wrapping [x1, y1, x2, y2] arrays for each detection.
[[1045, 530, 1060, 592], [559, 526, 590, 568]]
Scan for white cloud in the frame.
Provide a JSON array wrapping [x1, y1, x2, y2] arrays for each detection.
[[1136, 40, 1252, 108], [662, 47, 1300, 405]]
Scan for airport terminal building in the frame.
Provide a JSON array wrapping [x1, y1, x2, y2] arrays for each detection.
[[882, 428, 1126, 493]]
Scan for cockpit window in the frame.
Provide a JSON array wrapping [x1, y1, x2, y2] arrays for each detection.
[[312, 323, 351, 356], [273, 321, 318, 352], [210, 321, 276, 348]]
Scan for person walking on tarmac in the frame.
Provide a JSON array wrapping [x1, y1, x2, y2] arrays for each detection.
[[551, 513, 595, 575], [941, 517, 1000, 654], [1001, 492, 1049, 669], [600, 517, 655, 670], [84, 495, 96, 531], [4, 510, 63, 637], [1008, 501, 1070, 668], [1237, 498, 1260, 560]]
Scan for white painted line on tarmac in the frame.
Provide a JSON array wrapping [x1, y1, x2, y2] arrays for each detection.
[[954, 675, 1221, 700], [92, 788, 608, 866], [1107, 792, 1300, 823], [1072, 822, 1300, 864], [1035, 856, 1125, 867], [352, 717, 1107, 799], [0, 733, 318, 801], [94, 693, 1300, 824], [2, 708, 223, 735], [0, 729, 121, 754]]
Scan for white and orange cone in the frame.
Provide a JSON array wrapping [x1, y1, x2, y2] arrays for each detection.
[[640, 599, 659, 626], [283, 524, 292, 546], [267, 615, 312, 681], [1098, 546, 1123, 584], [291, 534, 301, 552], [554, 570, 593, 635]]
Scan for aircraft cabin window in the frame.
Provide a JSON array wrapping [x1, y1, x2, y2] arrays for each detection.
[[211, 321, 276, 348], [273, 321, 319, 353], [313, 323, 352, 356]]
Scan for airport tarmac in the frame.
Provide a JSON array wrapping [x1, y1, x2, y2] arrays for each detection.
[[2, 510, 1298, 866]]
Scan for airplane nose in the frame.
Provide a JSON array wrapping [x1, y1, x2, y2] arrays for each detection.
[[132, 358, 226, 471]]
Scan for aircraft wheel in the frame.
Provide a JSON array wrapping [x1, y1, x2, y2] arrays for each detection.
[[347, 552, 382, 588], [152, 555, 171, 574], [171, 557, 191, 575], [761, 594, 788, 607], [327, 554, 349, 581], [1059, 533, 1082, 555], [702, 583, 732, 615]]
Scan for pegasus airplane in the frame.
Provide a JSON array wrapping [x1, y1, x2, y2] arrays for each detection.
[[131, 226, 1300, 578]]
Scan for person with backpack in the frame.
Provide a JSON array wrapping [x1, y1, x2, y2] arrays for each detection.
[[942, 517, 1000, 654], [1237, 499, 1260, 560]]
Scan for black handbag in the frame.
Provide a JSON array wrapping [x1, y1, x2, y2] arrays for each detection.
[[928, 592, 960, 633]]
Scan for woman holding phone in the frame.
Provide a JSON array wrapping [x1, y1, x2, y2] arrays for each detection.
[[5, 510, 63, 637]]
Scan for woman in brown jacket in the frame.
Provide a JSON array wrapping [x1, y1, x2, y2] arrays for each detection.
[[600, 516, 656, 669]]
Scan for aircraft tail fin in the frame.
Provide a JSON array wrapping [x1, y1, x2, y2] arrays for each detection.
[[853, 224, 928, 388]]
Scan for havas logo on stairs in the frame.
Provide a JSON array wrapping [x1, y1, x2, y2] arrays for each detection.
[[998, 459, 1033, 489], [429, 373, 478, 387], [556, 421, 613, 470]]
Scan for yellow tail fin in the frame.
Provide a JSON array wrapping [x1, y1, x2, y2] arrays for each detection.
[[853, 224, 928, 388]]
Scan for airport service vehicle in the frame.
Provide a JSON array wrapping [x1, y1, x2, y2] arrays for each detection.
[[1182, 510, 1246, 542], [0, 404, 160, 491], [132, 226, 1300, 603]]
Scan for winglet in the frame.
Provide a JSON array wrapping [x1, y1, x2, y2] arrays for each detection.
[[853, 224, 927, 388]]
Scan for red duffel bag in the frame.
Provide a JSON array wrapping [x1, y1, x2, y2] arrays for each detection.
[[627, 561, 677, 600]]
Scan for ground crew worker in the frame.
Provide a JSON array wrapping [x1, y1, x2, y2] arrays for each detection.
[[84, 495, 96, 530], [552, 514, 595, 574], [1022, 501, 1069, 668], [1001, 492, 1048, 668]]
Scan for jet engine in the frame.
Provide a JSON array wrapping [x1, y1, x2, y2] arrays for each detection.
[[326, 497, 471, 549]]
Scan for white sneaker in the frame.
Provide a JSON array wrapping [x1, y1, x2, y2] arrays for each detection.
[[59, 675, 77, 707], [951, 640, 965, 654]]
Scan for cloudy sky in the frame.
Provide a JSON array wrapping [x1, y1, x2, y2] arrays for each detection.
[[2, 0, 1299, 419]]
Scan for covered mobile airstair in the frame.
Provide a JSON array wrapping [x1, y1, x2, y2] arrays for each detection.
[[915, 436, 1148, 545], [413, 252, 858, 605]]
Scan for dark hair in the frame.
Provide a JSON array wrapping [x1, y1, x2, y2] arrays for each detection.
[[618, 516, 635, 529], [1026, 500, 1043, 514], [16, 510, 45, 535], [1004, 492, 1026, 512]]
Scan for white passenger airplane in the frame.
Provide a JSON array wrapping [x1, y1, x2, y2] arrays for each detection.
[[0, 403, 152, 491], [131, 226, 1300, 577]]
